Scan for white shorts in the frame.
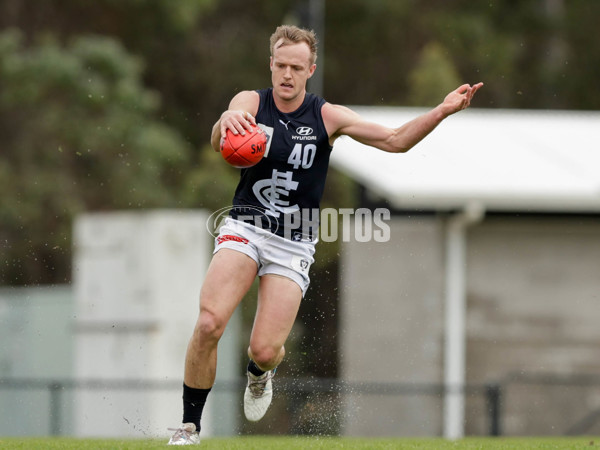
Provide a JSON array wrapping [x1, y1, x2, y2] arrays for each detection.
[[213, 218, 316, 296]]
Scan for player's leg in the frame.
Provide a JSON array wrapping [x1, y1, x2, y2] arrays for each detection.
[[185, 248, 258, 388], [169, 248, 257, 445], [244, 274, 303, 421], [248, 274, 303, 369]]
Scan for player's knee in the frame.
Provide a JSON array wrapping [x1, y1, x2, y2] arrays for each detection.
[[249, 343, 282, 369], [195, 310, 226, 343]]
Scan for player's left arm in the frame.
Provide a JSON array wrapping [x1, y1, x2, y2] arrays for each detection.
[[323, 83, 483, 153]]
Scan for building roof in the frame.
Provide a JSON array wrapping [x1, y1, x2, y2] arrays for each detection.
[[330, 107, 600, 213]]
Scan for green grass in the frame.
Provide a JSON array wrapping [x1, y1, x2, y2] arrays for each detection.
[[0, 436, 599, 449]]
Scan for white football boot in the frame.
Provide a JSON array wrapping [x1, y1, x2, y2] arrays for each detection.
[[244, 369, 276, 422], [167, 422, 200, 445]]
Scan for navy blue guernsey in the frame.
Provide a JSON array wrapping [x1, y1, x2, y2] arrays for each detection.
[[229, 88, 333, 241]]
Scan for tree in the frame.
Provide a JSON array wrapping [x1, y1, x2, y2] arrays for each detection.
[[0, 30, 191, 285], [407, 41, 461, 107]]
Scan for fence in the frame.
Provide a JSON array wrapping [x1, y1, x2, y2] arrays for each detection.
[[4, 374, 598, 438]]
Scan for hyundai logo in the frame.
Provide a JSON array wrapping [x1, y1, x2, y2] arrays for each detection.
[[296, 126, 313, 136]]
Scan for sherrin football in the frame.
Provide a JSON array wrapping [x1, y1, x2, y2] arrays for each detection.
[[220, 124, 267, 168]]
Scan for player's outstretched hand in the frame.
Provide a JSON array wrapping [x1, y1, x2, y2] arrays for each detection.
[[441, 82, 484, 116]]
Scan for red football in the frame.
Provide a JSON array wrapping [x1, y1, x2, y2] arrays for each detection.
[[220, 124, 267, 168]]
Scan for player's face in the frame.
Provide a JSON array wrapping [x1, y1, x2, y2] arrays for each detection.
[[270, 40, 316, 107]]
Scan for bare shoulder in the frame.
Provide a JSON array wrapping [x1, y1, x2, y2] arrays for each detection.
[[229, 90, 260, 114], [321, 102, 361, 139]]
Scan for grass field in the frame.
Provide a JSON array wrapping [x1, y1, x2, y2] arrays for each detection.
[[0, 436, 598, 449]]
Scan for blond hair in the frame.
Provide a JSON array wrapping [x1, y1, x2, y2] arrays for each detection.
[[269, 25, 318, 65]]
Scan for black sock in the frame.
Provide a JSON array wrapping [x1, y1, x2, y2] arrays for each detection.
[[247, 359, 266, 376], [182, 383, 211, 432]]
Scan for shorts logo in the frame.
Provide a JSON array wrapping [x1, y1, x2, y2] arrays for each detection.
[[216, 234, 249, 245], [291, 255, 311, 273]]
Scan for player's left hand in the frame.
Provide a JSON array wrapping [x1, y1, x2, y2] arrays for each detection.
[[441, 82, 484, 116]]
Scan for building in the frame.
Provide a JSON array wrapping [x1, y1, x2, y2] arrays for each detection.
[[333, 107, 600, 437]]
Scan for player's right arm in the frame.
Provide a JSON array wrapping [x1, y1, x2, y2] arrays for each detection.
[[210, 90, 260, 152]]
